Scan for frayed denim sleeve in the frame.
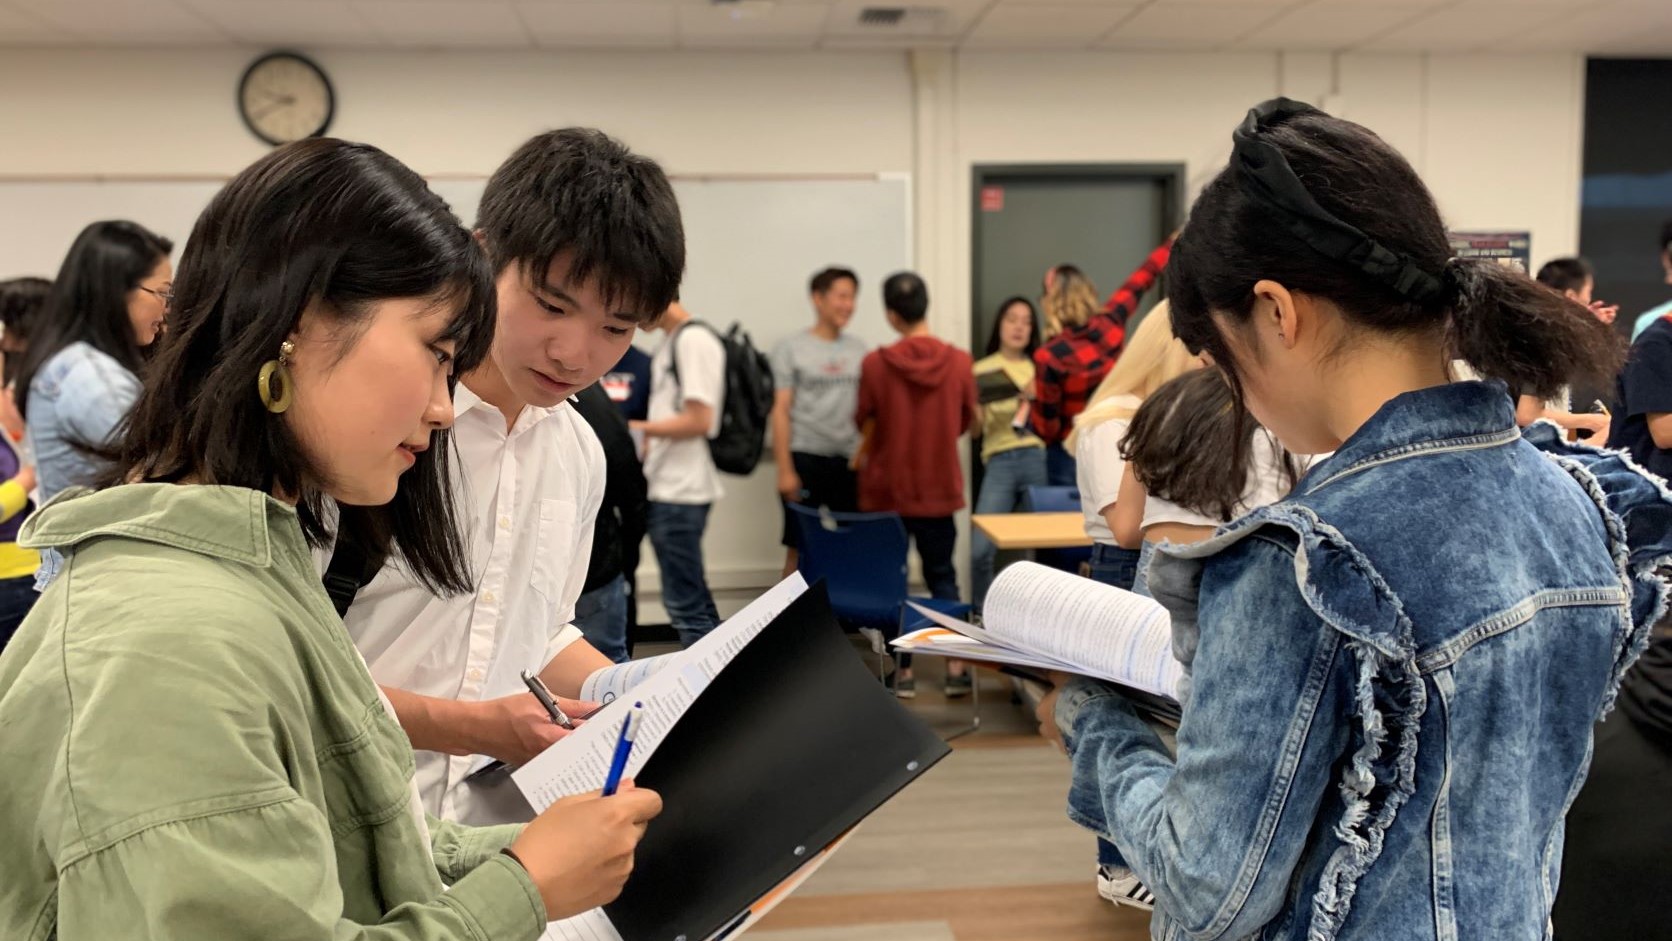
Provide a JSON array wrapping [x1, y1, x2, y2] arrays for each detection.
[[1056, 534, 1353, 941], [1523, 422, 1672, 705]]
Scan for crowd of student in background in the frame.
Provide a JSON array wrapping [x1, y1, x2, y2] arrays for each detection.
[[3, 101, 1672, 941]]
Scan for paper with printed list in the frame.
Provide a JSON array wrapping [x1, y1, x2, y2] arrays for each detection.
[[894, 561, 1183, 700], [512, 573, 811, 941]]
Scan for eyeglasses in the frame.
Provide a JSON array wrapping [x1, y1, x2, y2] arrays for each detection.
[[138, 285, 174, 310]]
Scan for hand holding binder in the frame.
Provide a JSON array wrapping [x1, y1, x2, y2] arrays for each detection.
[[514, 576, 950, 941]]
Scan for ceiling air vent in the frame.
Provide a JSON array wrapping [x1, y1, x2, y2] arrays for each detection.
[[859, 7, 907, 27]]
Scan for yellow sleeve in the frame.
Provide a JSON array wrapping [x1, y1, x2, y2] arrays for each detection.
[[0, 480, 28, 523]]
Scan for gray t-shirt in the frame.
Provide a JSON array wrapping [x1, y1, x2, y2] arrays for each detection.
[[770, 329, 868, 458]]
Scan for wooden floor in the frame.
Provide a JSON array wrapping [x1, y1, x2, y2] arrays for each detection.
[[747, 657, 1154, 941]]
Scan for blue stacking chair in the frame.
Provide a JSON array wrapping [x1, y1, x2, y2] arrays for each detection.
[[1023, 485, 1093, 574], [788, 503, 981, 736]]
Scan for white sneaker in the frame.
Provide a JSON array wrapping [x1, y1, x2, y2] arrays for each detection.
[[1097, 865, 1156, 911]]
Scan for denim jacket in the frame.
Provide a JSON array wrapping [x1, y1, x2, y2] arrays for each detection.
[[1057, 381, 1672, 941], [25, 342, 140, 586]]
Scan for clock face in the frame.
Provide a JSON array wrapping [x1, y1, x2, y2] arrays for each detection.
[[238, 52, 334, 146]]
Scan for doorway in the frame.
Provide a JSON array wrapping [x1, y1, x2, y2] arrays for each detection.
[[971, 164, 1182, 356]]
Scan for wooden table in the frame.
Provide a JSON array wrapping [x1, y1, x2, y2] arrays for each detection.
[[970, 511, 1093, 550]]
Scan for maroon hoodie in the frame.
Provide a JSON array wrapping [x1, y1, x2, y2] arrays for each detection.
[[855, 334, 977, 517]]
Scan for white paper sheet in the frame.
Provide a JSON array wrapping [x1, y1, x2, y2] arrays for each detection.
[[580, 654, 677, 705], [512, 573, 810, 810]]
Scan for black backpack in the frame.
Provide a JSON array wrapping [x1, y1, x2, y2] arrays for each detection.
[[670, 320, 774, 476]]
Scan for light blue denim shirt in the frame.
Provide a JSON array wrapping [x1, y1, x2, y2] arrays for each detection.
[[1057, 381, 1672, 941], [25, 342, 140, 586]]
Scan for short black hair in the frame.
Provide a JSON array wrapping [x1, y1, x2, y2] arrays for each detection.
[[476, 128, 685, 326], [1535, 257, 1593, 294], [0, 276, 52, 347], [883, 271, 929, 324], [17, 220, 171, 419], [984, 296, 1040, 357], [1660, 219, 1672, 256], [109, 138, 496, 598], [810, 267, 858, 295]]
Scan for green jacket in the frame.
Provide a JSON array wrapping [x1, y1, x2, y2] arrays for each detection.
[[0, 484, 547, 941]]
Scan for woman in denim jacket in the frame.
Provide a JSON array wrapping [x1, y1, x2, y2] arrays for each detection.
[[1040, 99, 1665, 940], [17, 219, 172, 509]]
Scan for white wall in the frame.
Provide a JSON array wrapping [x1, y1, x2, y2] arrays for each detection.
[[0, 45, 1587, 611], [935, 49, 1586, 339], [0, 48, 914, 177]]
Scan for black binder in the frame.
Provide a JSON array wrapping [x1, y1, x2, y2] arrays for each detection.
[[603, 582, 950, 941], [976, 367, 1024, 405]]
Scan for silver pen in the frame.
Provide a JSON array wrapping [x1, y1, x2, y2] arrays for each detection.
[[521, 670, 575, 729]]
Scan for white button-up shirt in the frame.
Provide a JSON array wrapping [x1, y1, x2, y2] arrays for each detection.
[[336, 382, 605, 825]]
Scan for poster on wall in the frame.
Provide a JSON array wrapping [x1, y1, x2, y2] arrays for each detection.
[[1447, 231, 1532, 273]]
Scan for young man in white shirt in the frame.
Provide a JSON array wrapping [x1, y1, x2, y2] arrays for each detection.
[[632, 299, 727, 648], [337, 128, 685, 825]]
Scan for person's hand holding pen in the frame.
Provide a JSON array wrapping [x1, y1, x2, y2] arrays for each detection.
[[463, 674, 599, 767], [507, 781, 662, 919]]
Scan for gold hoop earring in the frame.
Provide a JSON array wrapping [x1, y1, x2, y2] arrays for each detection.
[[258, 340, 295, 414]]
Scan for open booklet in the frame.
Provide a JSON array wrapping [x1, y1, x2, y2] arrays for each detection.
[[894, 561, 1184, 718], [512, 574, 950, 941]]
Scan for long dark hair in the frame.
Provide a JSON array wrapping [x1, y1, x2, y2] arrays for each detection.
[[106, 138, 496, 596], [1120, 369, 1300, 523], [984, 296, 1041, 357], [1169, 99, 1621, 402], [16, 220, 171, 419], [0, 277, 52, 386]]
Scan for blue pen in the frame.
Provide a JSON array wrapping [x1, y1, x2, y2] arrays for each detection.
[[601, 702, 643, 797]]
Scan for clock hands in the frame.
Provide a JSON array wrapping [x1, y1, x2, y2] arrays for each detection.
[[248, 93, 298, 121]]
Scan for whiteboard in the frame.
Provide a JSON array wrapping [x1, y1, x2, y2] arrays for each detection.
[[0, 173, 914, 600]]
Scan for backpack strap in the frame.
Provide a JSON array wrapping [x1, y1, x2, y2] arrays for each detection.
[[322, 538, 371, 618]]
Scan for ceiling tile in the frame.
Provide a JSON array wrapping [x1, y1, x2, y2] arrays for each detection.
[[1497, 0, 1672, 53], [1098, 2, 1285, 49], [0, 3, 77, 42], [350, 0, 531, 46], [182, 0, 385, 46], [965, 3, 1140, 48], [518, 2, 677, 47], [823, 0, 983, 40], [1303, 0, 1449, 6], [1234, 5, 1423, 50], [677, 2, 828, 47], [8, 0, 228, 43], [1361, 2, 1575, 52]]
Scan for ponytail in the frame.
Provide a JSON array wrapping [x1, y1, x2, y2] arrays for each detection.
[[1446, 257, 1623, 400]]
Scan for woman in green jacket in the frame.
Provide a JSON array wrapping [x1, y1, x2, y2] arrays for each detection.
[[0, 139, 661, 941]]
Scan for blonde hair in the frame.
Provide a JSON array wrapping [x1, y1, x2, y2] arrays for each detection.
[[1042, 265, 1101, 336], [1065, 300, 1197, 452]]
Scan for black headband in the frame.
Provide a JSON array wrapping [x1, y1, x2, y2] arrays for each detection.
[[1232, 97, 1449, 305]]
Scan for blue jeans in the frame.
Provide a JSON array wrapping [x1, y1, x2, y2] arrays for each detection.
[[647, 501, 720, 648], [573, 574, 630, 664], [1084, 542, 1142, 871], [971, 447, 1049, 612], [1045, 442, 1077, 487], [1085, 543, 1141, 592], [1132, 540, 1160, 599]]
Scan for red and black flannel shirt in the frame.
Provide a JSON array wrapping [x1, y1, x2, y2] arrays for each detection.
[[1029, 239, 1173, 445]]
